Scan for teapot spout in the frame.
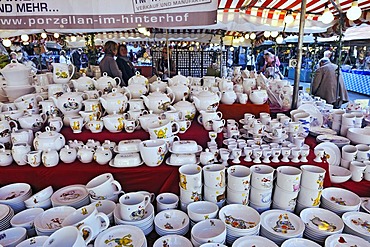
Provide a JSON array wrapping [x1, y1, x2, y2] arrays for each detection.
[[192, 96, 200, 107], [140, 95, 149, 107]]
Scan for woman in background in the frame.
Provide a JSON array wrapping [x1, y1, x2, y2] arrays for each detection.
[[116, 44, 135, 86], [99, 41, 123, 86]]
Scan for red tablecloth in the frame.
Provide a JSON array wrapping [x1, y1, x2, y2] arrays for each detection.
[[218, 102, 270, 120]]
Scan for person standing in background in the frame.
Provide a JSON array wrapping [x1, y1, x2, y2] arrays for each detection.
[[59, 50, 69, 64], [156, 48, 176, 80], [71, 48, 83, 70], [255, 50, 265, 73], [99, 41, 123, 87], [116, 44, 136, 86], [246, 50, 255, 71]]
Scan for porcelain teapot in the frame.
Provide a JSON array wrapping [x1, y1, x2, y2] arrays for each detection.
[[138, 111, 163, 132], [242, 78, 257, 94], [50, 91, 87, 116], [42, 148, 59, 167], [94, 146, 112, 165], [221, 90, 237, 105], [0, 143, 13, 166], [71, 73, 96, 91], [101, 112, 125, 133], [59, 145, 77, 164], [192, 88, 221, 112], [128, 71, 148, 85], [166, 84, 190, 103], [51, 63, 75, 84], [77, 145, 95, 163], [33, 126, 66, 151], [217, 77, 233, 91], [167, 72, 189, 86], [171, 98, 196, 121], [141, 88, 175, 114], [126, 83, 148, 99], [95, 72, 120, 93], [0, 59, 31, 85], [249, 87, 268, 105], [149, 78, 168, 93], [99, 88, 130, 114]]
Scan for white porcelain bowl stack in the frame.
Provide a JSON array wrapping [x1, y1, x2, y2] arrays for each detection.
[[10, 207, 44, 237], [153, 234, 193, 247], [300, 208, 344, 244], [218, 204, 261, 245], [0, 204, 14, 231], [321, 187, 361, 216], [0, 226, 27, 247], [0, 183, 32, 213], [154, 209, 189, 236], [23, 186, 53, 210], [50, 184, 90, 208], [260, 209, 305, 245], [113, 202, 155, 236], [342, 211, 370, 242], [187, 201, 219, 227], [191, 219, 226, 247], [94, 225, 148, 247]]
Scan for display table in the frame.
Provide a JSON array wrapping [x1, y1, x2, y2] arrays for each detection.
[[218, 102, 270, 120]]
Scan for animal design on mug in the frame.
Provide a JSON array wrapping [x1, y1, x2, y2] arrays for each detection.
[[154, 128, 167, 139], [317, 174, 324, 190], [310, 216, 337, 232], [224, 214, 256, 229], [130, 208, 145, 220], [191, 191, 202, 202], [157, 147, 165, 165], [115, 117, 124, 131], [216, 191, 225, 202], [179, 174, 187, 190], [104, 234, 133, 247], [217, 171, 225, 188], [71, 121, 80, 131], [273, 213, 296, 234], [311, 190, 322, 207], [260, 177, 272, 189]]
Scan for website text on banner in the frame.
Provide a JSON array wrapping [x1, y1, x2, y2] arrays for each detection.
[[0, 0, 218, 29]]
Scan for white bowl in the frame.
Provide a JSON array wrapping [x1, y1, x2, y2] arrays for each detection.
[[24, 186, 53, 207], [15, 236, 49, 247], [187, 201, 219, 222], [25, 198, 52, 210], [191, 219, 226, 244], [154, 209, 189, 233], [329, 166, 352, 183], [281, 238, 321, 247], [347, 127, 370, 145], [34, 206, 76, 232], [10, 208, 44, 229], [0, 183, 31, 203], [232, 235, 278, 247], [321, 187, 361, 210], [0, 227, 27, 247], [300, 208, 344, 234], [219, 204, 260, 233], [3, 85, 34, 102], [154, 234, 193, 247]]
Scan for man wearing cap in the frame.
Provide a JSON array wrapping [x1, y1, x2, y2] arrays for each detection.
[[312, 57, 348, 108]]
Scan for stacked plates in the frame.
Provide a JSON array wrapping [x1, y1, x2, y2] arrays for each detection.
[[218, 205, 261, 245], [191, 219, 226, 247], [0, 183, 32, 213], [113, 203, 155, 236], [325, 233, 370, 246], [281, 238, 321, 247], [232, 235, 278, 247], [260, 210, 305, 245], [321, 187, 361, 216], [154, 209, 189, 236], [154, 234, 193, 247], [51, 184, 90, 208], [342, 212, 370, 242], [95, 225, 147, 247], [0, 204, 14, 231], [300, 208, 344, 244], [33, 206, 76, 236]]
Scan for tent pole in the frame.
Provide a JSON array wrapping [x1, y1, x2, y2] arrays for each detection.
[[220, 36, 224, 77], [291, 0, 307, 110], [335, 13, 344, 108], [166, 29, 170, 79]]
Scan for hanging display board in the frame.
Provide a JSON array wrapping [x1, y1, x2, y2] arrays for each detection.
[[0, 0, 217, 29]]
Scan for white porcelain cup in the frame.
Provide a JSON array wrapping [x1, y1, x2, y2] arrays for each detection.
[[212, 119, 225, 133], [25, 150, 42, 167], [226, 186, 250, 205], [227, 165, 251, 191], [177, 119, 191, 134], [62, 204, 109, 240], [350, 161, 366, 182], [252, 122, 265, 135], [86, 173, 122, 200], [179, 185, 203, 203], [300, 165, 326, 190], [203, 185, 226, 203], [203, 164, 226, 189], [119, 192, 150, 221], [342, 145, 357, 161], [272, 128, 286, 138], [250, 164, 275, 190], [123, 119, 139, 133], [139, 139, 168, 167], [297, 185, 322, 207], [156, 192, 179, 212], [148, 119, 179, 139], [179, 164, 202, 190], [42, 225, 90, 247], [69, 116, 86, 133], [272, 184, 299, 208], [341, 113, 356, 126], [11, 142, 31, 166], [249, 186, 273, 206], [355, 144, 370, 162], [276, 166, 302, 192]]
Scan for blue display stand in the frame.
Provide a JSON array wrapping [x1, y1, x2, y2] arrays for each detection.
[[288, 68, 312, 82]]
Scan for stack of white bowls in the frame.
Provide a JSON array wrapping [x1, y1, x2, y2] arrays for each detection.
[[226, 165, 251, 205], [24, 186, 53, 210], [325, 233, 370, 246], [296, 165, 326, 214], [50, 184, 90, 208], [281, 238, 321, 247], [203, 164, 227, 208], [33, 206, 76, 236], [260, 209, 305, 245], [300, 208, 344, 244], [113, 202, 155, 235], [95, 225, 148, 247], [0, 183, 32, 213], [187, 201, 219, 227], [342, 211, 370, 242], [0, 227, 27, 247], [321, 187, 361, 216], [179, 164, 203, 211], [0, 204, 14, 231], [191, 219, 227, 247], [10, 207, 44, 237], [218, 204, 260, 245], [272, 166, 301, 212], [154, 209, 189, 236], [249, 165, 274, 213], [232, 235, 278, 247], [154, 234, 193, 247]]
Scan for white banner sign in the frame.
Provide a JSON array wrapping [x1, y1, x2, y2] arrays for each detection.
[[0, 0, 217, 29]]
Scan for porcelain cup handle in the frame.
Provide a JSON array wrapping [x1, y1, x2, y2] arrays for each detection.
[[96, 212, 110, 231], [171, 122, 180, 135], [111, 180, 122, 195], [78, 224, 94, 244]]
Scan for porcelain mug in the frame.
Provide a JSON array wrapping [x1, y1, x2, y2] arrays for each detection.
[[250, 164, 275, 190], [24, 150, 42, 167], [203, 185, 226, 203], [12, 142, 31, 166], [249, 186, 273, 206], [350, 161, 366, 182], [123, 119, 139, 133], [338, 144, 356, 161], [203, 164, 226, 189], [226, 186, 250, 205], [69, 116, 86, 134], [227, 165, 251, 191], [179, 164, 202, 190], [62, 205, 109, 240], [156, 192, 179, 212], [297, 186, 322, 207], [276, 166, 302, 192], [272, 184, 299, 208], [300, 165, 326, 190], [179, 185, 203, 203], [86, 173, 123, 200], [42, 225, 90, 247], [119, 192, 150, 221], [355, 144, 370, 162]]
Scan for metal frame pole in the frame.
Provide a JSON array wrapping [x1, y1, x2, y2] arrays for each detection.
[[291, 0, 307, 109], [166, 29, 170, 78], [335, 13, 344, 107]]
